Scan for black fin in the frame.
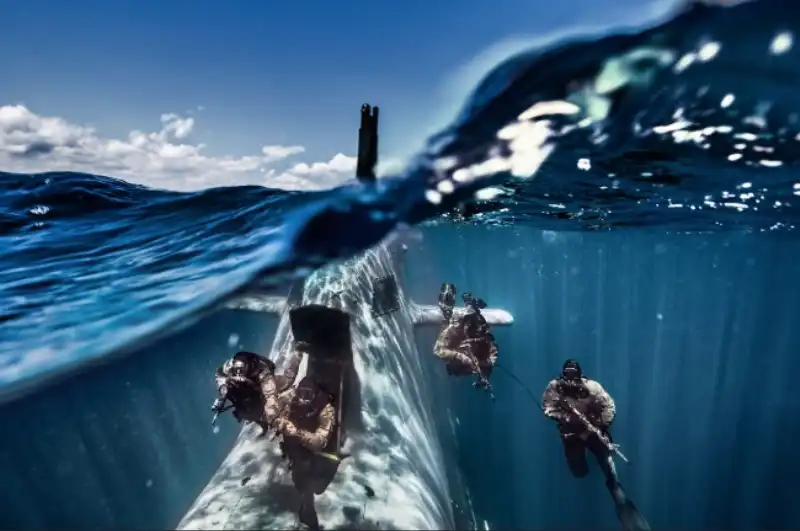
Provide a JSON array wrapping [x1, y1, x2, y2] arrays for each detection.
[[439, 283, 456, 308]]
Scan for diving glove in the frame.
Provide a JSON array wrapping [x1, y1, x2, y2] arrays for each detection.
[[211, 398, 226, 412]]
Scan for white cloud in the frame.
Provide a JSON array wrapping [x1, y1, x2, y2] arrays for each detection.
[[262, 153, 410, 191], [0, 104, 359, 191], [263, 153, 358, 191], [261, 144, 307, 161]]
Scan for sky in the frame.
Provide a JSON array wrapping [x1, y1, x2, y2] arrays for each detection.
[[0, 0, 676, 191]]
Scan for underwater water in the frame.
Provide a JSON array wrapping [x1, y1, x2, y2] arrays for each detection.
[[408, 226, 800, 530], [1, 0, 800, 529], [0, 311, 278, 528]]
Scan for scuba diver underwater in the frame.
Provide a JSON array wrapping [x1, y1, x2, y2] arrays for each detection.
[[434, 283, 499, 397], [541, 359, 651, 531], [211, 343, 305, 434], [271, 375, 338, 530], [210, 347, 341, 530], [208, 305, 351, 531], [209, 323, 649, 531]]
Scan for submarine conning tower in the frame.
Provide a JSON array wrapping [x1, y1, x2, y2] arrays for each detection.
[[356, 103, 379, 183]]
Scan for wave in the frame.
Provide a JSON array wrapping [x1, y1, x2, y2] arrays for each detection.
[[0, 0, 796, 396], [425, 0, 800, 230]]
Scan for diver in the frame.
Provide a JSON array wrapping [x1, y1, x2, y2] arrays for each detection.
[[271, 376, 337, 530], [211, 342, 306, 435], [435, 283, 498, 390], [460, 292, 499, 390], [541, 359, 650, 531]]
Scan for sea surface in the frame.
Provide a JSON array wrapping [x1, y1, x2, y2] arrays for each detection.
[[1, 0, 798, 401]]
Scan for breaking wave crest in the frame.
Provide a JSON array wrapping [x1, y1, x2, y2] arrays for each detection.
[[0, 0, 796, 395]]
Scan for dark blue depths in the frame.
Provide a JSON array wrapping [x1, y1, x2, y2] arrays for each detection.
[[0, 311, 278, 530]]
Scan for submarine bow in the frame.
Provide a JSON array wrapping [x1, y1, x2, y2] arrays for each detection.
[[177, 104, 515, 530]]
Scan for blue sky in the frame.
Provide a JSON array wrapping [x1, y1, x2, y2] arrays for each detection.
[[0, 0, 670, 190]]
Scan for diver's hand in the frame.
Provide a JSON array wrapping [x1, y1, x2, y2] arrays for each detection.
[[473, 377, 492, 393], [543, 406, 565, 421], [586, 412, 603, 428], [273, 417, 298, 437], [562, 414, 579, 425], [547, 410, 574, 425], [211, 398, 226, 413], [585, 404, 607, 427], [463, 354, 480, 375], [558, 414, 584, 434], [281, 421, 298, 437]]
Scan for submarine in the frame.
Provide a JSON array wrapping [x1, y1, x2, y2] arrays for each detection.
[[177, 103, 514, 530]]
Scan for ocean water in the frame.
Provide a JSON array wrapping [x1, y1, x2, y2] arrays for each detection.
[[408, 226, 800, 530], [1, 0, 799, 529]]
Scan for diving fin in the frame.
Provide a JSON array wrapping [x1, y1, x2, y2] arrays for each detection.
[[617, 499, 651, 531], [439, 283, 456, 312], [297, 491, 321, 530], [607, 482, 651, 531]]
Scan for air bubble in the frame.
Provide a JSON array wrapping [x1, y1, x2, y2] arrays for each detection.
[[425, 189, 442, 205], [770, 32, 793, 55]]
